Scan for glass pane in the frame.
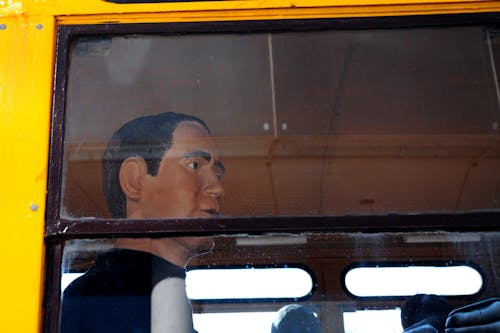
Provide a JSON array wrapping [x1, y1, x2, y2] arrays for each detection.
[[59, 231, 500, 333], [343, 309, 403, 333], [186, 266, 314, 300], [193, 312, 278, 333], [61, 25, 500, 219], [344, 265, 483, 297]]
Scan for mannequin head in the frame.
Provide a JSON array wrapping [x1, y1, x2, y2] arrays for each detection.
[[103, 112, 225, 266]]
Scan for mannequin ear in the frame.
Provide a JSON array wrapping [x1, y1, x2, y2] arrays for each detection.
[[119, 157, 148, 201]]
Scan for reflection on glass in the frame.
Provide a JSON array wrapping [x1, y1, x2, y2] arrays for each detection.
[[63, 26, 500, 219]]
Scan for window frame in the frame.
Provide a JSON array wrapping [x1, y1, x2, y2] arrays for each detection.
[[48, 14, 500, 239], [44, 13, 500, 333]]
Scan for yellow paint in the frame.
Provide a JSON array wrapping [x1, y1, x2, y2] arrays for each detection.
[[0, 15, 54, 333], [0, 0, 498, 18], [54, 3, 500, 25]]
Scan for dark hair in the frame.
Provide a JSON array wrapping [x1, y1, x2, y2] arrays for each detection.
[[271, 304, 323, 333], [401, 294, 453, 330], [102, 112, 209, 218]]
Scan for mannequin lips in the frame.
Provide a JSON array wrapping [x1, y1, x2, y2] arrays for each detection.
[[199, 209, 219, 217]]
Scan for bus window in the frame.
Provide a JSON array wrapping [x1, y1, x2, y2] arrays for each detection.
[[46, 16, 500, 333], [57, 24, 500, 222], [59, 232, 499, 333], [344, 265, 483, 297], [186, 266, 314, 301]]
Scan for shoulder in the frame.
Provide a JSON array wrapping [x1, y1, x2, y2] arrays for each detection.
[[63, 249, 185, 297]]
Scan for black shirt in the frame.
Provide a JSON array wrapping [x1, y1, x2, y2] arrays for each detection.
[[60, 249, 186, 333]]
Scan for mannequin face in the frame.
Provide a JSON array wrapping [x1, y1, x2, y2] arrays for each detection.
[[119, 120, 224, 260], [139, 121, 225, 219]]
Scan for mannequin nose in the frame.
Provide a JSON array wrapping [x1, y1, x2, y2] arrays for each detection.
[[204, 170, 225, 199]]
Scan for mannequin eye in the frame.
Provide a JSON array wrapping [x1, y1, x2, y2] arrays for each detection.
[[186, 161, 201, 170], [215, 169, 224, 181]]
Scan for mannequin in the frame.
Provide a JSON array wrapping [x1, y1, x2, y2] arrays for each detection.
[[61, 112, 225, 333]]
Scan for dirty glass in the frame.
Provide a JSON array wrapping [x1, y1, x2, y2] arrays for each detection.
[[62, 26, 500, 219], [59, 231, 500, 333]]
